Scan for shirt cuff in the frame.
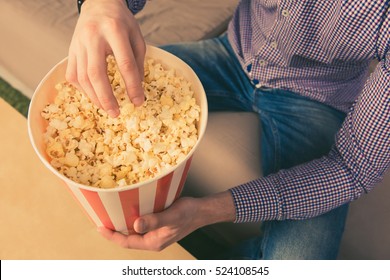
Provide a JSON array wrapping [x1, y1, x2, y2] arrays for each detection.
[[126, 0, 147, 14], [229, 174, 283, 223]]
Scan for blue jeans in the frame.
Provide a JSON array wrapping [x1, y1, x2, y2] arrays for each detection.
[[162, 35, 349, 260]]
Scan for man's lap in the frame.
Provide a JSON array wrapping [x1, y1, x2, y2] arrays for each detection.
[[161, 36, 349, 259]]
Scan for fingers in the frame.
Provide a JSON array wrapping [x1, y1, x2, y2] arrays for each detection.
[[66, 38, 145, 116], [87, 45, 120, 117], [133, 41, 146, 81], [98, 210, 180, 251], [98, 227, 169, 251], [65, 0, 146, 117], [97, 199, 199, 251], [109, 29, 145, 107], [98, 227, 143, 249], [77, 49, 107, 110], [67, 42, 120, 117], [65, 53, 80, 90], [66, 44, 105, 112]]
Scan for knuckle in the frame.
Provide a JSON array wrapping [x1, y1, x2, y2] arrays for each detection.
[[119, 239, 129, 249], [117, 58, 135, 73], [76, 26, 98, 45], [126, 83, 143, 92], [87, 66, 101, 81], [86, 91, 98, 102], [77, 72, 89, 86], [81, 23, 99, 39], [102, 18, 121, 33], [99, 95, 115, 108], [65, 70, 77, 84]]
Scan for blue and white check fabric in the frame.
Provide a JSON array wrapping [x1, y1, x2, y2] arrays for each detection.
[[130, 0, 390, 223], [228, 0, 390, 222], [126, 0, 147, 14]]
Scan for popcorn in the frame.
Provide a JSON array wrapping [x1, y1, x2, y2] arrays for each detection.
[[41, 55, 200, 189]]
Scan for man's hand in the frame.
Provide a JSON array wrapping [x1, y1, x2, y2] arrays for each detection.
[[66, 0, 146, 117], [98, 192, 236, 251]]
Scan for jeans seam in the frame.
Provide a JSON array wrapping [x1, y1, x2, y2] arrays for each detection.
[[260, 111, 281, 174]]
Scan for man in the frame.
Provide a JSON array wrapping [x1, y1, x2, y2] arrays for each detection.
[[66, 0, 390, 259]]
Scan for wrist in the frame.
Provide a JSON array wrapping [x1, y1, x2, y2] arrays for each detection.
[[77, 0, 129, 13], [195, 191, 236, 227]]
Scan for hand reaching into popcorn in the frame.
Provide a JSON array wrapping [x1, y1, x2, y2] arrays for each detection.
[[66, 0, 146, 118], [98, 192, 236, 251], [42, 56, 201, 189]]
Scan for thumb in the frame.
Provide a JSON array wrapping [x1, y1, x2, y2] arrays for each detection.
[[133, 208, 177, 234], [133, 211, 168, 234], [133, 198, 189, 234]]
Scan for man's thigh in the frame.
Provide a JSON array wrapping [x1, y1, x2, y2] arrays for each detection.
[[257, 89, 349, 259], [161, 36, 254, 112]]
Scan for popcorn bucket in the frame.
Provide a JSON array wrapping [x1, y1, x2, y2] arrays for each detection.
[[28, 46, 208, 234]]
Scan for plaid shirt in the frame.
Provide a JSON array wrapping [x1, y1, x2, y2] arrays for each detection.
[[228, 0, 390, 222], [130, 0, 390, 222]]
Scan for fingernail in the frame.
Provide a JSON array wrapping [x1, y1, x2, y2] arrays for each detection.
[[136, 219, 145, 233], [107, 108, 120, 118], [132, 96, 145, 106]]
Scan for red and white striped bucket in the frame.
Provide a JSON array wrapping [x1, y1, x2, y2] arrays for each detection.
[[66, 157, 193, 234], [28, 46, 208, 234], [65, 156, 193, 234]]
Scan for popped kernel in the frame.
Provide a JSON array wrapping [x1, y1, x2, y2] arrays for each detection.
[[41, 55, 200, 188]]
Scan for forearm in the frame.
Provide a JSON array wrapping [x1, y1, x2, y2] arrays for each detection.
[[195, 191, 236, 227]]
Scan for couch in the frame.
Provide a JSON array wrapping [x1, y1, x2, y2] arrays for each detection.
[[1, 0, 389, 259]]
